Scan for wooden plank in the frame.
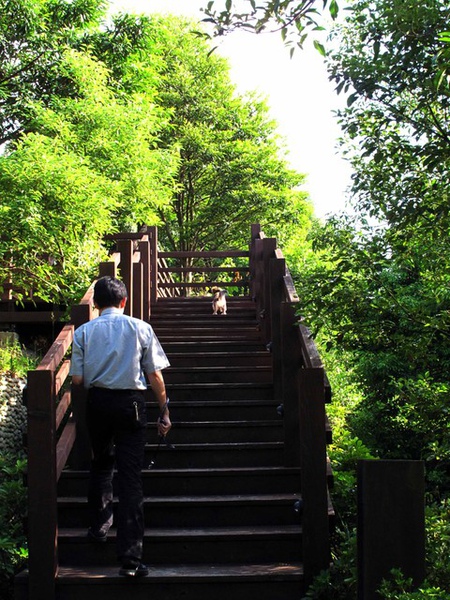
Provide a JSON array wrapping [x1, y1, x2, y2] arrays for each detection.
[[56, 390, 71, 430], [159, 251, 249, 258], [357, 460, 425, 600], [283, 272, 300, 303], [117, 239, 133, 317], [148, 226, 158, 305], [298, 325, 323, 369], [27, 368, 58, 600], [159, 281, 248, 289], [38, 325, 74, 372], [269, 255, 285, 407], [280, 302, 301, 467], [104, 232, 148, 241], [298, 367, 330, 587], [160, 267, 249, 274], [261, 237, 277, 343], [55, 360, 70, 396], [56, 421, 77, 481], [0, 311, 65, 323], [133, 261, 143, 320], [138, 239, 151, 321]]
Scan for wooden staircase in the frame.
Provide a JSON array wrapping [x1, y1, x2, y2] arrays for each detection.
[[15, 225, 333, 600], [52, 296, 307, 599]]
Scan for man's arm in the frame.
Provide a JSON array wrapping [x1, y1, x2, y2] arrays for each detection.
[[147, 370, 171, 436], [72, 375, 84, 386]]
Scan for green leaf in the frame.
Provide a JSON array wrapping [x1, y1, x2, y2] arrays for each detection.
[[313, 40, 326, 57], [329, 0, 339, 20]]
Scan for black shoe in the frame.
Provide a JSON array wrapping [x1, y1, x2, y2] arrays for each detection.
[[87, 527, 108, 543], [119, 562, 149, 578]]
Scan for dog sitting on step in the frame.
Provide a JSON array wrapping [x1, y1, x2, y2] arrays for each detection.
[[211, 287, 227, 315]]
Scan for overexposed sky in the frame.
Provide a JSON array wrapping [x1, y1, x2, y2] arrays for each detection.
[[108, 0, 352, 218]]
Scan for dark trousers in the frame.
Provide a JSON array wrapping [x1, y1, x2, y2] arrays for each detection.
[[86, 387, 147, 563]]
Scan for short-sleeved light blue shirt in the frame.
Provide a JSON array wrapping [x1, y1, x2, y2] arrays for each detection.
[[70, 308, 170, 390]]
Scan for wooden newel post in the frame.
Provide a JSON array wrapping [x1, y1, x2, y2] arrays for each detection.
[[280, 302, 301, 466], [139, 239, 151, 320], [254, 238, 264, 321], [357, 460, 425, 600], [249, 223, 261, 300], [117, 239, 133, 316], [133, 261, 143, 320], [148, 226, 158, 307], [298, 366, 330, 587], [27, 369, 58, 600], [70, 303, 93, 469], [261, 238, 277, 344], [99, 261, 117, 278], [269, 254, 285, 405]]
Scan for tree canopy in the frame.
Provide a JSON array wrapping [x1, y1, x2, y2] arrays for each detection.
[[0, 5, 311, 302], [296, 0, 450, 479]]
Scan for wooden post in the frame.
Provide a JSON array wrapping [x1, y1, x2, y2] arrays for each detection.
[[138, 239, 151, 321], [269, 254, 285, 405], [280, 302, 301, 466], [254, 238, 264, 321], [70, 304, 93, 331], [117, 239, 133, 316], [249, 224, 261, 300], [298, 367, 330, 587], [261, 237, 277, 343], [148, 226, 158, 307], [99, 261, 117, 278], [69, 304, 92, 470], [133, 261, 143, 320], [357, 460, 425, 600], [27, 369, 58, 600]]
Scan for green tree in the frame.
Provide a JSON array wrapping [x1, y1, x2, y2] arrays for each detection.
[[129, 16, 312, 254], [296, 0, 450, 475], [0, 49, 177, 302], [0, 0, 107, 145]]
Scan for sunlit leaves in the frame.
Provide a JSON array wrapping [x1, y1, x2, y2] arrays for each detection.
[[201, 0, 338, 51]]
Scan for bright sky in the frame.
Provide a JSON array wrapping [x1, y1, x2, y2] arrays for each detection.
[[108, 0, 352, 218]]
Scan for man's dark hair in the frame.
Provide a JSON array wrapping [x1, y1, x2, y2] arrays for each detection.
[[93, 276, 128, 309]]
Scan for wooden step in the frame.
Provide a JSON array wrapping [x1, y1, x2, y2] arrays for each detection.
[[147, 399, 280, 421], [15, 563, 305, 600], [58, 467, 302, 498], [164, 366, 272, 384], [155, 329, 263, 341], [144, 441, 284, 469], [166, 351, 272, 367], [58, 493, 301, 528], [162, 382, 274, 401], [160, 340, 268, 353], [57, 525, 303, 565], [146, 420, 283, 444], [151, 317, 259, 327]]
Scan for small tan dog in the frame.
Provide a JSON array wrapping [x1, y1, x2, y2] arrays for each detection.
[[211, 287, 227, 315]]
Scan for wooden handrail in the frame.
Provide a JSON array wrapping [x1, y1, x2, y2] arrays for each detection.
[[249, 223, 331, 587], [25, 229, 155, 600], [27, 324, 75, 600]]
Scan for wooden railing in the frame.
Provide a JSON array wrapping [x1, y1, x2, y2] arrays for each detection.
[[24, 223, 331, 598], [157, 250, 249, 296], [249, 223, 331, 586], [25, 229, 156, 599]]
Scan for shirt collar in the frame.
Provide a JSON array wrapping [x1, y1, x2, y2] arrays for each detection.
[[100, 307, 124, 316]]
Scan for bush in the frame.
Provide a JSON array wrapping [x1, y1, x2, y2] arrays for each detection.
[[0, 456, 27, 600], [0, 339, 35, 599]]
